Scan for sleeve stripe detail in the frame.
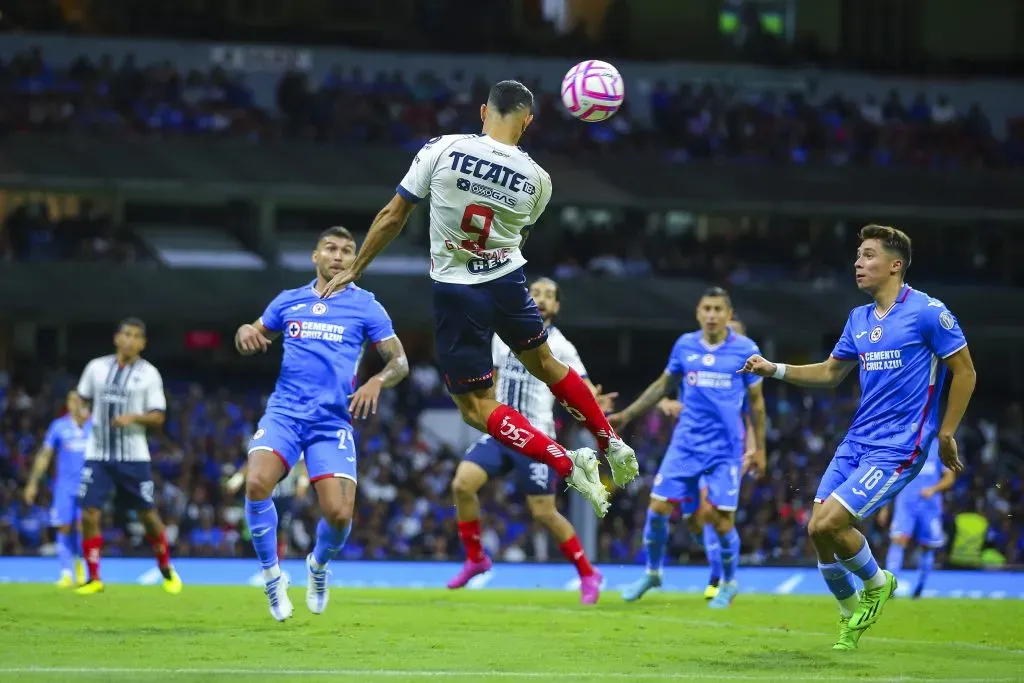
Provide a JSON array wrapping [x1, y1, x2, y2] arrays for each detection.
[[396, 184, 422, 204], [940, 342, 968, 360], [373, 334, 399, 345]]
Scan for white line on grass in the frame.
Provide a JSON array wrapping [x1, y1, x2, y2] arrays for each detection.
[[346, 598, 1024, 657], [0, 668, 1017, 682]]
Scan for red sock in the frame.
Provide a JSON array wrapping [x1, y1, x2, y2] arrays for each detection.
[[146, 530, 171, 572], [549, 368, 615, 451], [486, 405, 572, 478], [558, 535, 595, 578], [457, 519, 486, 563], [82, 535, 103, 581]]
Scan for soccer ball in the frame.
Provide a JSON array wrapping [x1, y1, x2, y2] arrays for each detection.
[[560, 60, 625, 123]]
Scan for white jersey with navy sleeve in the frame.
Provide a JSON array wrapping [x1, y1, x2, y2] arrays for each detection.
[[76, 355, 166, 463], [396, 133, 553, 285], [492, 326, 585, 438], [830, 285, 967, 454]]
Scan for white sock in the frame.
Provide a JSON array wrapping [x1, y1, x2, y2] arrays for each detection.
[[839, 592, 860, 617], [261, 564, 282, 582], [863, 568, 886, 589]]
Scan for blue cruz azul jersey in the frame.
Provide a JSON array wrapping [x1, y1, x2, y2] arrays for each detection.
[[43, 415, 89, 487], [900, 440, 943, 497], [667, 331, 762, 460], [259, 281, 396, 424], [831, 285, 967, 454]]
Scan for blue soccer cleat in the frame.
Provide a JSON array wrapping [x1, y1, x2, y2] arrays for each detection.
[[708, 580, 738, 609], [622, 572, 661, 602]]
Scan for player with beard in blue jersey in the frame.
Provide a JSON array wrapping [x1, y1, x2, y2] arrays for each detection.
[[23, 392, 90, 587], [740, 224, 976, 650], [611, 288, 768, 609], [235, 226, 409, 622], [881, 439, 956, 598]]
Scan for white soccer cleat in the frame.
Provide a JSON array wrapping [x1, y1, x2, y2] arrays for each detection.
[[605, 436, 639, 487], [263, 571, 294, 622], [566, 448, 610, 518], [305, 553, 330, 615]]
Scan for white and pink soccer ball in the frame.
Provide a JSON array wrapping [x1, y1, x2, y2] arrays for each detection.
[[560, 60, 625, 123]]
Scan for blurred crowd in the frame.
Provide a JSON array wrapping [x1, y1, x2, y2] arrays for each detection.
[[0, 199, 140, 263], [3, 47, 1024, 168], [1, 363, 1020, 569]]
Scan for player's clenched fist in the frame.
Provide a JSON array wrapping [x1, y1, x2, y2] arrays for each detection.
[[737, 354, 777, 378], [235, 324, 272, 355]]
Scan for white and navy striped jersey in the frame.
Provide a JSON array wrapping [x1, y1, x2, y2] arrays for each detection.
[[76, 355, 166, 463], [492, 326, 586, 438]]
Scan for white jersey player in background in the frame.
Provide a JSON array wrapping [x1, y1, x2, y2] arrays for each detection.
[[73, 317, 182, 595], [447, 277, 617, 603], [321, 80, 637, 519]]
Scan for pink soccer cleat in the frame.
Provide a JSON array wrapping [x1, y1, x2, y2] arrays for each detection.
[[580, 570, 603, 605], [447, 556, 493, 589]]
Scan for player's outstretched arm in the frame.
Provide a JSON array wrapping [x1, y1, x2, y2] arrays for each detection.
[[23, 445, 54, 504], [608, 371, 682, 430], [321, 195, 418, 298], [738, 354, 855, 389], [935, 346, 976, 474]]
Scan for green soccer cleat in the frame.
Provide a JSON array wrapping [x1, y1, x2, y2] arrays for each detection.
[[849, 570, 898, 631], [832, 615, 865, 650]]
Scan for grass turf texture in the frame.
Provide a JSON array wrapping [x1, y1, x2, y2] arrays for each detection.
[[1, 585, 1022, 682]]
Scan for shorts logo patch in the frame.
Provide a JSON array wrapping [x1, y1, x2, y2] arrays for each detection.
[[253, 429, 265, 440]]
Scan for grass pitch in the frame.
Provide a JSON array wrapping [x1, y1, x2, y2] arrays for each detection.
[[0, 585, 1022, 682]]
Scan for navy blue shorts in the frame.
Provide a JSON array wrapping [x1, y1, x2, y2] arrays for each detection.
[[464, 436, 558, 495], [432, 267, 547, 395], [79, 461, 155, 511]]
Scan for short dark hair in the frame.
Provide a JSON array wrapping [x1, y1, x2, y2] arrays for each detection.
[[318, 225, 356, 245], [487, 80, 534, 116], [700, 286, 732, 308], [859, 224, 912, 277], [117, 317, 146, 336], [529, 276, 560, 302]]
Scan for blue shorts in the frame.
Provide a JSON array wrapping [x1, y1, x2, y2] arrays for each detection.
[[815, 439, 925, 520], [79, 461, 155, 510], [50, 483, 80, 527], [432, 267, 547, 395], [464, 435, 558, 496], [651, 448, 741, 517], [248, 412, 357, 483], [890, 493, 945, 547]]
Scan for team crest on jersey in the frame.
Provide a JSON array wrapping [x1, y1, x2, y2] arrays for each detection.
[[702, 354, 715, 367], [311, 302, 328, 316], [287, 321, 303, 337], [253, 429, 265, 440], [939, 311, 955, 330], [869, 326, 883, 343], [685, 371, 698, 386]]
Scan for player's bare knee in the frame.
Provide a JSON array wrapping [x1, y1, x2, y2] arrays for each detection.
[[245, 451, 284, 500], [526, 496, 558, 524], [649, 499, 675, 516], [322, 505, 352, 530]]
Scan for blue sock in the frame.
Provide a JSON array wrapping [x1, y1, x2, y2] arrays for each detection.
[[69, 526, 80, 559], [916, 549, 935, 593], [703, 524, 723, 583], [244, 497, 280, 570], [837, 540, 885, 589], [818, 561, 860, 615], [56, 531, 75, 573], [885, 543, 905, 572], [312, 518, 352, 567], [643, 510, 670, 573], [716, 528, 740, 583]]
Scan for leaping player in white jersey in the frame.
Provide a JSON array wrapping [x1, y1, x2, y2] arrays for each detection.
[[448, 277, 618, 603], [321, 80, 638, 517]]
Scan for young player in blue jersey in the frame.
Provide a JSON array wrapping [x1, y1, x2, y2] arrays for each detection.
[[881, 439, 956, 598], [23, 392, 90, 587], [235, 226, 409, 622], [317, 81, 638, 519], [610, 288, 768, 609], [657, 317, 755, 600], [740, 224, 976, 650]]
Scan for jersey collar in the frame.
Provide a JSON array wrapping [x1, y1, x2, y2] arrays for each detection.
[[309, 279, 353, 299], [873, 284, 912, 320], [699, 329, 733, 352]]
